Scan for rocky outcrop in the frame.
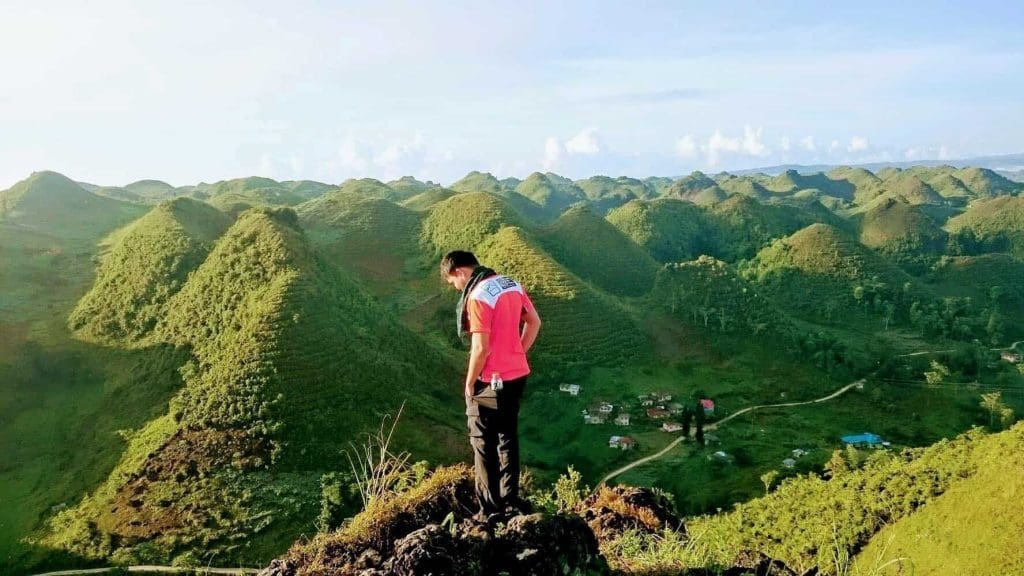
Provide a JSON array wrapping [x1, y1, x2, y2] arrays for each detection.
[[581, 485, 684, 544]]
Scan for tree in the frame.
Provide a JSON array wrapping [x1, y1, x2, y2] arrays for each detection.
[[924, 361, 949, 386], [760, 470, 779, 494], [979, 392, 1014, 429]]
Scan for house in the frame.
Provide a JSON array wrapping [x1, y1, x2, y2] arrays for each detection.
[[654, 392, 673, 403], [1001, 351, 1022, 364], [598, 402, 615, 414], [782, 458, 797, 469], [700, 399, 715, 414], [641, 399, 654, 407], [668, 402, 685, 414], [559, 383, 581, 396], [609, 435, 636, 450], [662, 421, 683, 432], [615, 413, 631, 426], [792, 448, 809, 458], [646, 407, 670, 419], [709, 451, 733, 463], [841, 433, 884, 446], [584, 414, 606, 425]]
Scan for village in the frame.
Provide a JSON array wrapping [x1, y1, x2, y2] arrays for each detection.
[[560, 381, 898, 472]]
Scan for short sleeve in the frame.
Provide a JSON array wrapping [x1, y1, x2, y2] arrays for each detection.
[[520, 290, 535, 313], [468, 298, 492, 333]]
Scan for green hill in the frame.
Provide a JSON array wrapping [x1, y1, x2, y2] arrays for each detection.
[[0, 171, 147, 238], [297, 191, 422, 292], [717, 175, 770, 200], [539, 204, 659, 297], [745, 223, 917, 320], [476, 226, 647, 371], [196, 177, 306, 216], [575, 175, 655, 213], [420, 191, 525, 254], [828, 166, 885, 205], [514, 172, 585, 215], [124, 179, 179, 201], [386, 176, 438, 197], [92, 186, 146, 203], [605, 197, 717, 263], [707, 195, 827, 261], [946, 196, 1024, 256], [46, 207, 463, 565], [450, 171, 508, 195], [953, 167, 1021, 197], [643, 176, 675, 196], [68, 198, 231, 345], [852, 424, 1024, 576], [281, 179, 335, 201], [665, 171, 725, 205], [400, 187, 459, 211], [857, 198, 947, 264]]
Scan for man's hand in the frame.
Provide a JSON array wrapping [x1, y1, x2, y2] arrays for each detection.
[[521, 306, 542, 353]]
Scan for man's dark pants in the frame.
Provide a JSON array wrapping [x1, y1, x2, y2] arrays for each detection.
[[466, 375, 526, 515]]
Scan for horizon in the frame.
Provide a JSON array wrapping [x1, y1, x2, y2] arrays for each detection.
[[2, 1, 1023, 189]]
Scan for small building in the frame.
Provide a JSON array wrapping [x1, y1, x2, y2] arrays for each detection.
[[598, 402, 614, 414], [1001, 351, 1022, 364], [700, 399, 715, 414], [668, 402, 685, 414], [559, 383, 581, 396], [609, 435, 636, 450], [792, 448, 809, 458], [615, 413, 631, 426], [654, 392, 673, 403], [641, 399, 655, 407], [782, 458, 797, 469], [841, 433, 884, 446], [704, 433, 721, 445], [646, 407, 670, 419], [709, 451, 733, 463], [585, 414, 606, 425], [662, 421, 683, 433]]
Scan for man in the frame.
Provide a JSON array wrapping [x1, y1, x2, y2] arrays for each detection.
[[441, 250, 542, 520]]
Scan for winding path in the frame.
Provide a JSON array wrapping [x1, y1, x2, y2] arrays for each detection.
[[597, 379, 865, 486]]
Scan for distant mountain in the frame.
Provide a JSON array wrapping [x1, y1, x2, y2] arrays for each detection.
[[946, 195, 1024, 256], [0, 171, 146, 238], [733, 151, 1024, 176], [450, 171, 509, 195], [605, 197, 716, 262]]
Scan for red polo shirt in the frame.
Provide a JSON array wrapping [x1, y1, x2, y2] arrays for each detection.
[[467, 274, 534, 381]]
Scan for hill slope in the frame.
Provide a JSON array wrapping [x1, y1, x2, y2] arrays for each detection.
[[0, 171, 146, 238], [46, 207, 463, 565], [68, 198, 232, 344]]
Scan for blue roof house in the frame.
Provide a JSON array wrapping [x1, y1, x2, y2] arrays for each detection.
[[841, 433, 884, 446]]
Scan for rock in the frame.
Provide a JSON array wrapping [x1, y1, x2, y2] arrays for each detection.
[[386, 524, 479, 576], [256, 558, 296, 576], [581, 485, 684, 543], [492, 512, 610, 576]]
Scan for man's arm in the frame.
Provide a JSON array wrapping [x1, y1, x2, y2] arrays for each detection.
[[464, 331, 490, 397], [520, 306, 541, 353]]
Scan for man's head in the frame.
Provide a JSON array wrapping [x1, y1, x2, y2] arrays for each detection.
[[440, 250, 479, 291]]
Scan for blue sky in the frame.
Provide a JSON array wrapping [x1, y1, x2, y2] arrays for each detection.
[[1, 0, 1022, 188]]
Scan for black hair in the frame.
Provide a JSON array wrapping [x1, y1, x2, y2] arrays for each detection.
[[440, 250, 479, 276]]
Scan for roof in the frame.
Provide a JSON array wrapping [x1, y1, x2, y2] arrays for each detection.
[[700, 399, 715, 409], [841, 433, 884, 445]]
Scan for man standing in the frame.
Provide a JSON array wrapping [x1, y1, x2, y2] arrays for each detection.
[[441, 250, 542, 520]]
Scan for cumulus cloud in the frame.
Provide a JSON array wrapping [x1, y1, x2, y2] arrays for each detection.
[[674, 134, 698, 158], [543, 136, 562, 170], [565, 128, 601, 155], [780, 136, 791, 152], [703, 126, 769, 166], [829, 139, 842, 154], [800, 136, 817, 151], [847, 136, 870, 152]]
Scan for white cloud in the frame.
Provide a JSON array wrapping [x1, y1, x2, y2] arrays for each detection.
[[847, 136, 870, 152], [337, 137, 367, 173], [543, 136, 562, 170], [938, 145, 951, 160], [674, 134, 697, 158], [829, 139, 842, 154], [800, 136, 817, 151], [702, 126, 769, 166], [373, 132, 426, 174], [565, 128, 601, 155], [780, 136, 791, 152]]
